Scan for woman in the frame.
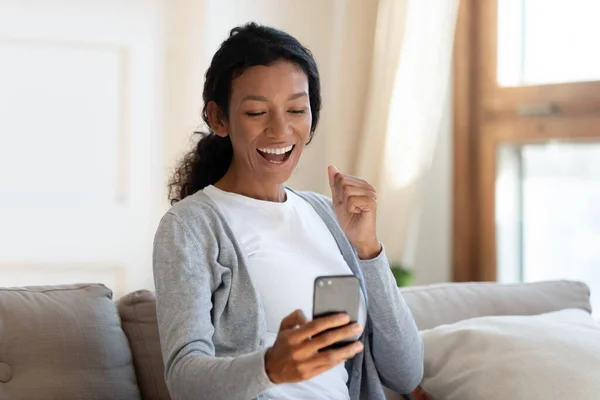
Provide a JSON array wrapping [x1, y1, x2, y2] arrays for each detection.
[[153, 22, 423, 400]]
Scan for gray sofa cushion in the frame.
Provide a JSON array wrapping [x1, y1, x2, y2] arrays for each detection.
[[400, 280, 592, 330], [118, 290, 170, 400], [0, 284, 141, 400]]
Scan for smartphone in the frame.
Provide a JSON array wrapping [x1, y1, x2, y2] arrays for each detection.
[[312, 275, 361, 352]]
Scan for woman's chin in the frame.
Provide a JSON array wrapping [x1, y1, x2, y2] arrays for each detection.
[[260, 165, 295, 184]]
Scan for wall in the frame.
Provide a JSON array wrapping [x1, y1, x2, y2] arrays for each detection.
[[0, 0, 166, 295]]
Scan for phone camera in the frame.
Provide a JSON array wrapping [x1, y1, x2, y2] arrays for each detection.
[[318, 280, 324, 287]]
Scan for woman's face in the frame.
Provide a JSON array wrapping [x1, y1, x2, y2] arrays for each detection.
[[218, 60, 312, 185]]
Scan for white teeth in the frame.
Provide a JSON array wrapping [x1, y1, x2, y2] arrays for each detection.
[[257, 144, 294, 155]]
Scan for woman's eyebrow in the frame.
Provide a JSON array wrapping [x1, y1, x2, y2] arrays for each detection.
[[288, 91, 308, 100], [241, 91, 308, 103], [241, 95, 268, 102]]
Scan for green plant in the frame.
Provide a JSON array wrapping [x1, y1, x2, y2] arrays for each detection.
[[389, 262, 413, 287]]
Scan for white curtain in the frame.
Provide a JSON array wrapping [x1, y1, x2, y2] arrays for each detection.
[[354, 0, 459, 265]]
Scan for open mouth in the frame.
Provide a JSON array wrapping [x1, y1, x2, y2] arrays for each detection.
[[256, 144, 295, 164]]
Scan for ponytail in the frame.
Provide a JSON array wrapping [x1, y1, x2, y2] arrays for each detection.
[[168, 132, 232, 205]]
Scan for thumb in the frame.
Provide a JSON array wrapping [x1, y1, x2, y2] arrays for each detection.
[[328, 165, 339, 189], [328, 165, 342, 203], [279, 309, 307, 331]]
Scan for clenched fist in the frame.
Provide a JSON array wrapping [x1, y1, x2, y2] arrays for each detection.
[[328, 165, 381, 260]]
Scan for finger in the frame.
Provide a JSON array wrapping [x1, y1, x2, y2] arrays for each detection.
[[280, 309, 307, 331], [284, 322, 361, 365], [328, 165, 343, 204], [335, 174, 376, 193], [340, 186, 377, 202], [308, 323, 363, 353], [346, 195, 377, 214], [307, 341, 364, 369], [328, 165, 338, 188], [289, 313, 350, 344]]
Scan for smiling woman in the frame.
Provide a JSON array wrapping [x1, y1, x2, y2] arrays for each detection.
[[154, 22, 423, 400]]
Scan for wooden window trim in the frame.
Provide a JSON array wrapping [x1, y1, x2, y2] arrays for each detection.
[[453, 0, 600, 282], [452, 0, 479, 281]]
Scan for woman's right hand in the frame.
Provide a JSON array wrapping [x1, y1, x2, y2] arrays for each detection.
[[264, 309, 364, 384]]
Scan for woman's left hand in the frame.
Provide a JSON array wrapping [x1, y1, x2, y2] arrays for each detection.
[[328, 165, 381, 260]]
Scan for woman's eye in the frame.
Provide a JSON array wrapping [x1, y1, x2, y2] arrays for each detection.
[[246, 111, 266, 117], [289, 109, 307, 114]]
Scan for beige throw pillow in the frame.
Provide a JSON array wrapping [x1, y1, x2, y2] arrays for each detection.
[[421, 308, 600, 400]]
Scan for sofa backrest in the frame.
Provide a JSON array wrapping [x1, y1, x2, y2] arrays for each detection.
[[0, 284, 141, 400], [400, 280, 592, 330], [1, 280, 591, 400], [116, 280, 592, 400]]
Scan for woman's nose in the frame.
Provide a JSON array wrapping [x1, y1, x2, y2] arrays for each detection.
[[266, 111, 291, 137]]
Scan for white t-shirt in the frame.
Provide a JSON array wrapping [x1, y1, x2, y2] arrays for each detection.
[[203, 185, 367, 400]]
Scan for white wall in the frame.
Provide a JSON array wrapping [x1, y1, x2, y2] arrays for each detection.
[[0, 0, 166, 295]]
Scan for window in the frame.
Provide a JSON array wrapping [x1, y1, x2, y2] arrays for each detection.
[[453, 0, 600, 315], [497, 143, 600, 313]]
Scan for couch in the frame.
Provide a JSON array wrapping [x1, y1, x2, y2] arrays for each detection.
[[0, 280, 591, 400]]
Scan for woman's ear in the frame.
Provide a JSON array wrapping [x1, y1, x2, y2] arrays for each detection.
[[206, 101, 229, 138]]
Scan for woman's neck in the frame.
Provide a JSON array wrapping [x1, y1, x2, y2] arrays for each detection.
[[214, 167, 287, 203]]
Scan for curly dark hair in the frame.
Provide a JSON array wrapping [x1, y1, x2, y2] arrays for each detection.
[[168, 22, 322, 205]]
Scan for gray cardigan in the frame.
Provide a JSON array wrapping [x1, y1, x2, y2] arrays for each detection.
[[153, 189, 423, 400]]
